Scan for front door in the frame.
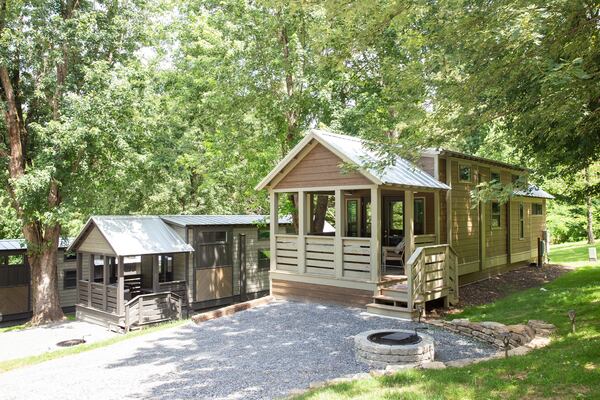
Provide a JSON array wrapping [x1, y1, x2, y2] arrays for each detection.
[[383, 196, 404, 247], [194, 228, 234, 303]]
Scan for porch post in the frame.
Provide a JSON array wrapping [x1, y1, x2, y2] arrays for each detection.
[[370, 186, 381, 282], [269, 191, 278, 273], [153, 255, 160, 292], [297, 190, 306, 274], [405, 190, 415, 261], [334, 189, 343, 279], [446, 157, 453, 245], [434, 191, 440, 244], [88, 254, 93, 307], [117, 256, 124, 315], [103, 255, 109, 311], [76, 252, 82, 304]]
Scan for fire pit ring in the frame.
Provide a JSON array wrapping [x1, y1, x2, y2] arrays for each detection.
[[354, 329, 434, 368], [56, 338, 86, 347]]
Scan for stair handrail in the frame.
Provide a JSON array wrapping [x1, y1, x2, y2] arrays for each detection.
[[447, 245, 459, 304], [405, 247, 425, 311], [124, 291, 182, 332]]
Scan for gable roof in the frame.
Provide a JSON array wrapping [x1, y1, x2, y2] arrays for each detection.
[[0, 237, 72, 252], [514, 185, 555, 200], [161, 214, 290, 227], [69, 216, 194, 257], [256, 129, 450, 191]]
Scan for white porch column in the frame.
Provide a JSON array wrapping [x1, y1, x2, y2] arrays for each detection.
[[434, 191, 440, 244], [334, 189, 343, 278], [405, 190, 415, 261], [117, 256, 124, 315], [269, 191, 278, 272], [297, 190, 306, 274], [370, 186, 381, 282], [446, 157, 453, 245]]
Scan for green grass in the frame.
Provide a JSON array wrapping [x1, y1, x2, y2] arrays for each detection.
[[0, 313, 76, 333], [296, 255, 600, 399], [0, 318, 189, 373], [549, 242, 599, 266]]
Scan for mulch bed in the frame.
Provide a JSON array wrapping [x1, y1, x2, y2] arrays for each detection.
[[429, 264, 570, 317]]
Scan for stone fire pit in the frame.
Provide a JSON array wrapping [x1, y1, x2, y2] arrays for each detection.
[[354, 329, 434, 368]]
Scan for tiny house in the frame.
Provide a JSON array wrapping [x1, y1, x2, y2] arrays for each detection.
[[256, 129, 553, 319], [68, 215, 282, 331], [0, 238, 76, 322]]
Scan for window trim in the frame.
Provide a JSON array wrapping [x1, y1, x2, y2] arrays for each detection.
[[345, 198, 361, 237], [458, 164, 472, 183], [491, 201, 501, 229], [532, 203, 543, 216], [490, 170, 501, 184], [518, 202, 525, 240]]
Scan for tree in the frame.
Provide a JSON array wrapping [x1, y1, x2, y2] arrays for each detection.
[[0, 0, 147, 324]]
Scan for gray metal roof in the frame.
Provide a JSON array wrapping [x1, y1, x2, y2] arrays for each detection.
[[514, 185, 555, 200], [312, 130, 450, 190], [0, 238, 72, 252], [70, 216, 194, 257], [161, 215, 288, 227]]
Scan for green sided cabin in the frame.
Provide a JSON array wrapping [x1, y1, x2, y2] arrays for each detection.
[[68, 215, 285, 331], [256, 129, 553, 319], [0, 238, 77, 322]]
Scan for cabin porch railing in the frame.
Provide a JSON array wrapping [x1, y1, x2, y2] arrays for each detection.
[[405, 244, 459, 311], [77, 280, 118, 313], [123, 292, 182, 332], [342, 237, 371, 280]]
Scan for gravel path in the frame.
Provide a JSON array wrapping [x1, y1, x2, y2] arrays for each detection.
[[0, 320, 117, 362], [0, 300, 495, 400]]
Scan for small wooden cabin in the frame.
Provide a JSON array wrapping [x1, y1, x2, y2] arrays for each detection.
[[0, 238, 76, 322], [68, 215, 279, 331], [256, 129, 553, 319]]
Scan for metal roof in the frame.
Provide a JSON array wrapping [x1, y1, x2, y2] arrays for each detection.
[[0, 238, 72, 252], [513, 185, 555, 200], [69, 216, 194, 257], [312, 130, 450, 190], [160, 215, 289, 227]]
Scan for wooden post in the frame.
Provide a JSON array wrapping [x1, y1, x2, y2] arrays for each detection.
[[405, 190, 415, 262], [334, 189, 343, 279], [269, 191, 278, 273], [370, 186, 381, 282], [117, 256, 124, 315], [76, 252, 82, 304], [103, 255, 109, 310], [434, 191, 440, 244], [88, 254, 93, 307], [153, 255, 160, 293], [239, 233, 247, 300], [446, 157, 453, 246], [297, 190, 306, 274]]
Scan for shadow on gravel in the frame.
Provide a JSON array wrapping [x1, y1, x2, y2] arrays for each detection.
[[105, 301, 495, 400]]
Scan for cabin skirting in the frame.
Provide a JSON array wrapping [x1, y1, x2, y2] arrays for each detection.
[[458, 260, 535, 286], [272, 279, 373, 308]]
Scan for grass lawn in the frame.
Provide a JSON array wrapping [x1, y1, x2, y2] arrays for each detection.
[[0, 313, 76, 334], [549, 242, 600, 266], [296, 249, 600, 399]]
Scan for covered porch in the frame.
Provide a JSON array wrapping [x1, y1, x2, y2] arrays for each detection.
[[69, 216, 194, 332]]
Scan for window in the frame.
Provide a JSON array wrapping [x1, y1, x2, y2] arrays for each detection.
[[362, 201, 372, 237], [214, 231, 227, 243], [490, 171, 500, 183], [459, 165, 472, 183], [63, 269, 77, 289], [519, 202, 525, 239], [512, 174, 520, 184], [532, 203, 543, 215], [258, 228, 270, 241], [346, 199, 359, 237], [414, 198, 426, 235], [159, 255, 174, 282], [64, 251, 77, 262], [491, 201, 501, 228], [257, 249, 270, 271]]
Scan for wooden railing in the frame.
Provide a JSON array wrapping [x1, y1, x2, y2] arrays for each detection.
[[406, 244, 459, 310], [124, 292, 182, 332], [78, 281, 118, 313], [342, 237, 371, 280], [78, 280, 89, 304], [415, 234, 437, 247], [158, 281, 187, 304], [305, 236, 335, 276], [275, 234, 298, 272]]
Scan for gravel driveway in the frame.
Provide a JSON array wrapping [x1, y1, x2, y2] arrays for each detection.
[[0, 300, 495, 399]]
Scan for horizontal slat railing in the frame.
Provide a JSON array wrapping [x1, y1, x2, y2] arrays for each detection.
[[275, 234, 298, 272], [78, 280, 89, 304], [342, 237, 371, 280], [415, 234, 437, 247], [124, 291, 182, 332], [305, 236, 335, 276]]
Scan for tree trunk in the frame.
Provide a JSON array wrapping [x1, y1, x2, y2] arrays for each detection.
[[586, 167, 595, 244], [312, 195, 330, 233]]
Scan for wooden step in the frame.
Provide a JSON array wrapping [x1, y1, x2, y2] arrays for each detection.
[[380, 274, 407, 284], [379, 288, 409, 302], [373, 294, 409, 306], [366, 303, 417, 320]]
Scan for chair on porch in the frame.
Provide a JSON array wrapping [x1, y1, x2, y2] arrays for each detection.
[[382, 239, 405, 275]]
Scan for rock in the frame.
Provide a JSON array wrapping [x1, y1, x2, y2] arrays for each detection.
[[527, 320, 556, 335], [506, 324, 535, 340], [369, 369, 386, 378], [385, 364, 415, 373], [508, 346, 532, 356], [451, 318, 471, 326], [481, 321, 506, 329], [525, 337, 551, 349], [420, 361, 446, 370]]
